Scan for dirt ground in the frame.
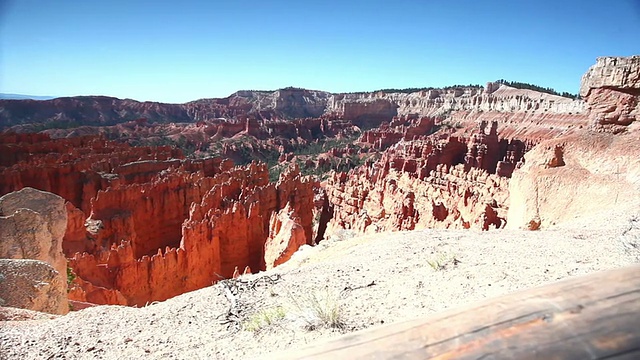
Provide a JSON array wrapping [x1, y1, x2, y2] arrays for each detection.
[[1, 203, 639, 360]]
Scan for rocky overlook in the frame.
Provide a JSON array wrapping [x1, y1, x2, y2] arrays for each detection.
[[1, 56, 639, 314]]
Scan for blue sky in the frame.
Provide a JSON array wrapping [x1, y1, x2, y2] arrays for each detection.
[[1, 0, 639, 103]]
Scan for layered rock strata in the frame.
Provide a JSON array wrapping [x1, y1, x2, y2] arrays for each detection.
[[359, 115, 435, 150], [507, 56, 640, 228], [0, 134, 182, 213], [580, 56, 640, 133], [1, 82, 585, 131]]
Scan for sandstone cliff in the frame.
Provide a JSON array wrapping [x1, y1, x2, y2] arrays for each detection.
[[328, 84, 584, 119], [507, 132, 640, 229], [508, 56, 640, 228], [580, 56, 640, 132]]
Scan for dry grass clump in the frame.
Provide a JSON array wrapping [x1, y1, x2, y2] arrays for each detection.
[[243, 306, 286, 332], [427, 252, 459, 271], [288, 287, 345, 331], [241, 286, 346, 333]]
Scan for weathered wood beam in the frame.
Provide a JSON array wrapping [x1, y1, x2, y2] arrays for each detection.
[[278, 265, 640, 359]]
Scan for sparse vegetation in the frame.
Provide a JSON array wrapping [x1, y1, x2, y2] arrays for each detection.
[[312, 210, 322, 228], [434, 117, 464, 131], [427, 252, 459, 271], [268, 164, 286, 183], [27, 120, 81, 131], [268, 133, 371, 182], [66, 266, 76, 288], [371, 84, 483, 94], [279, 86, 306, 91], [243, 306, 286, 332], [128, 134, 202, 156], [220, 273, 345, 333], [288, 287, 345, 331]]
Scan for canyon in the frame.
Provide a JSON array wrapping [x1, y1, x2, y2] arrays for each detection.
[[0, 134, 317, 306], [1, 56, 639, 309]]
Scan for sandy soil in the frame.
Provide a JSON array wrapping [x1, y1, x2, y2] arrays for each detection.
[[1, 204, 639, 360]]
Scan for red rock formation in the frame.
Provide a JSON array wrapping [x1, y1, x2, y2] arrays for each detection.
[[1, 79, 588, 139], [325, 160, 508, 235], [7, 56, 629, 307], [265, 203, 308, 269], [0, 88, 370, 132], [0, 134, 182, 212], [324, 56, 637, 235], [340, 98, 398, 127], [86, 170, 215, 258], [1, 134, 316, 306], [360, 123, 404, 150], [324, 123, 524, 235], [359, 115, 435, 150], [68, 164, 315, 306], [63, 202, 90, 255], [68, 276, 127, 305], [463, 121, 527, 177]]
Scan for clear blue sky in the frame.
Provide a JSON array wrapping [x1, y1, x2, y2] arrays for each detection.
[[1, 0, 639, 103]]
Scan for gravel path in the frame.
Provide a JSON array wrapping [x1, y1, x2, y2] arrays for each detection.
[[1, 206, 639, 360]]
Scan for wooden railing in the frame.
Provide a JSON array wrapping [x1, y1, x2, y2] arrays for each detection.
[[276, 264, 640, 359]]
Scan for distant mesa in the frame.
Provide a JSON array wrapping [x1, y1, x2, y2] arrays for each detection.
[[0, 93, 57, 101], [0, 80, 584, 131]]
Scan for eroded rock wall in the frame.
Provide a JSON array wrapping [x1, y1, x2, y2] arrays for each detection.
[[2, 80, 586, 131], [327, 84, 585, 119], [580, 56, 640, 132], [508, 56, 640, 228], [0, 134, 182, 213], [324, 123, 520, 235], [507, 132, 640, 229], [69, 164, 314, 306], [1, 134, 316, 306]]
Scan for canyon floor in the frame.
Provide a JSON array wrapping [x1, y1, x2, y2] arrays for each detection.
[[1, 202, 639, 360]]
